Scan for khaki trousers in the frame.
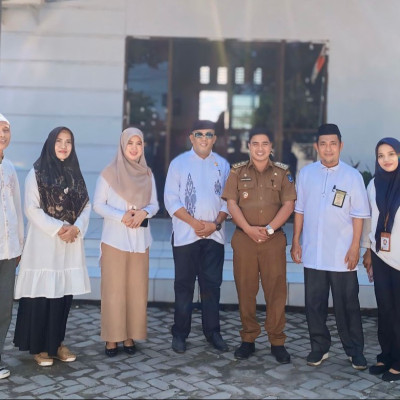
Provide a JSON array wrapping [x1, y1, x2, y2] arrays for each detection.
[[232, 229, 287, 345], [100, 243, 149, 342]]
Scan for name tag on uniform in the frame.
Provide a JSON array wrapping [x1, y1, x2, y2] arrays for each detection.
[[240, 177, 252, 181], [380, 232, 391, 252], [332, 189, 346, 208]]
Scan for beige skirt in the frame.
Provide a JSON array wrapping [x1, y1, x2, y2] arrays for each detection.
[[100, 243, 149, 342]]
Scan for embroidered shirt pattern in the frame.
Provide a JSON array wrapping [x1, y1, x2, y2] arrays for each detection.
[[1, 171, 16, 193], [185, 173, 196, 216], [0, 160, 24, 259], [214, 179, 222, 195]]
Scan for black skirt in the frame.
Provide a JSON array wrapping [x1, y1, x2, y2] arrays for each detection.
[[13, 295, 73, 356]]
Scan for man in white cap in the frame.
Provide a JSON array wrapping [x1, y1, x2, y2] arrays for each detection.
[[0, 114, 24, 379]]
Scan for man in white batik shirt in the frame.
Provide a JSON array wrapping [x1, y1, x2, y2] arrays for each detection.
[[0, 114, 24, 380], [164, 119, 230, 354]]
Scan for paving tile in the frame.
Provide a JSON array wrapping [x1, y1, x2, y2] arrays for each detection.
[[0, 302, 398, 399], [104, 386, 136, 398]]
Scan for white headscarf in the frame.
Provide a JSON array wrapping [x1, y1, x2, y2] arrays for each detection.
[[0, 114, 10, 125]]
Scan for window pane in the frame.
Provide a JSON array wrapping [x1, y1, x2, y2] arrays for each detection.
[[231, 94, 260, 129], [200, 66, 210, 84], [217, 67, 228, 85], [235, 67, 245, 84], [254, 68, 262, 85], [199, 90, 228, 121]]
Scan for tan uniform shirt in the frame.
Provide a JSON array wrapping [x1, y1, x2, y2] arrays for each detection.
[[222, 159, 297, 226]]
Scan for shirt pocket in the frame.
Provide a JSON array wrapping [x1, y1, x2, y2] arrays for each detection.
[[265, 176, 282, 192], [237, 180, 255, 203], [264, 176, 282, 204], [330, 188, 351, 213], [238, 180, 255, 191]]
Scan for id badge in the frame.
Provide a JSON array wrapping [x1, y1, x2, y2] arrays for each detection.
[[380, 232, 391, 252], [332, 189, 346, 208]]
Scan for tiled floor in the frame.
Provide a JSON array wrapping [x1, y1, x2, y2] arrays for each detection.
[[0, 301, 398, 399]]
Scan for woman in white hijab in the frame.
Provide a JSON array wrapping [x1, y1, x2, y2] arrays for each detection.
[[93, 127, 159, 357]]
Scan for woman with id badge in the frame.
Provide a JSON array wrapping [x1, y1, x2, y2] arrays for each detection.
[[362, 137, 400, 382], [93, 127, 159, 357]]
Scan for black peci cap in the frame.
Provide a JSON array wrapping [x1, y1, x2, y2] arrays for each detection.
[[191, 120, 215, 133], [316, 123, 342, 141]]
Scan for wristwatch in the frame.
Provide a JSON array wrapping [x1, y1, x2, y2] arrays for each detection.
[[266, 224, 274, 235], [214, 222, 222, 231]]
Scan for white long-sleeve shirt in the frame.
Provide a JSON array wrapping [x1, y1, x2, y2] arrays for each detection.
[[295, 160, 370, 272], [0, 158, 24, 260], [361, 178, 400, 271], [93, 174, 159, 253], [164, 148, 230, 247], [15, 168, 91, 299]]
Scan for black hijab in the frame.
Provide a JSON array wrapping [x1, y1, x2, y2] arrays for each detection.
[[374, 137, 400, 252], [34, 127, 89, 225]]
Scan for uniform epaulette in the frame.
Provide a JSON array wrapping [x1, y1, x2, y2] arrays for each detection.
[[231, 160, 249, 169], [274, 161, 289, 170]]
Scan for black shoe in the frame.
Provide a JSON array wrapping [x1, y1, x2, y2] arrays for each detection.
[[207, 332, 229, 352], [123, 344, 137, 355], [349, 354, 368, 370], [307, 351, 329, 366], [382, 370, 400, 382], [105, 344, 118, 357], [234, 342, 255, 360], [369, 363, 390, 375], [172, 336, 186, 354], [271, 345, 291, 364]]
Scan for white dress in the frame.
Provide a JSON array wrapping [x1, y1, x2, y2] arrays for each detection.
[[14, 168, 91, 299]]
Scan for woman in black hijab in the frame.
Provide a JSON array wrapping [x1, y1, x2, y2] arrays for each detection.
[[14, 127, 91, 367], [362, 137, 400, 382]]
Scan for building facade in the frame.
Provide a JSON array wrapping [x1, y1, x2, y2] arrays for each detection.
[[1, 0, 399, 213]]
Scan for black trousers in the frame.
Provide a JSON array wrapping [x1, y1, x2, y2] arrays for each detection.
[[14, 296, 73, 356], [371, 251, 400, 371], [304, 268, 364, 357], [0, 258, 17, 356], [171, 238, 224, 340]]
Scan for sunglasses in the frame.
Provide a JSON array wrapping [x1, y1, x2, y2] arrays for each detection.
[[193, 131, 215, 139]]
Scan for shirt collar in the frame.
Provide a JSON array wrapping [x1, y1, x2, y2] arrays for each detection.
[[248, 157, 273, 171], [319, 160, 341, 171], [190, 147, 214, 161]]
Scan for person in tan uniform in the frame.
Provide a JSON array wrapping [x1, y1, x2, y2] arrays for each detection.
[[222, 128, 296, 363]]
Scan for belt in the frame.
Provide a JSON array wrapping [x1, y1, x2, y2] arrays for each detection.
[[236, 226, 282, 233]]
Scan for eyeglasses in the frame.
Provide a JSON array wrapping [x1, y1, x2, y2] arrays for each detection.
[[193, 131, 215, 139]]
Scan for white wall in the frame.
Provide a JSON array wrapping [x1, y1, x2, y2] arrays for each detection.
[[1, 0, 127, 197], [1, 0, 400, 191]]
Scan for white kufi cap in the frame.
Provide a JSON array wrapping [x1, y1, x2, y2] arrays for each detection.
[[0, 114, 10, 125]]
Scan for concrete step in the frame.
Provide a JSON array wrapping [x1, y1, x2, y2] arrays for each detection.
[[78, 217, 376, 308]]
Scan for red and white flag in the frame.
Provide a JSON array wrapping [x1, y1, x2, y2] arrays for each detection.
[[310, 44, 327, 84]]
